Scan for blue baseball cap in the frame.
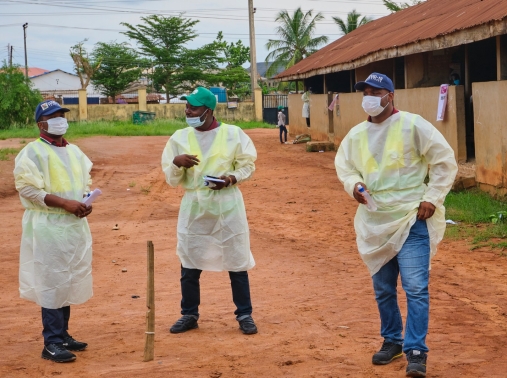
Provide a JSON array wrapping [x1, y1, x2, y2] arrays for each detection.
[[354, 72, 394, 93], [34, 100, 70, 122]]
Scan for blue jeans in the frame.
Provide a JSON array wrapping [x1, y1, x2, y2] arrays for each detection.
[[180, 267, 253, 319], [372, 219, 430, 353]]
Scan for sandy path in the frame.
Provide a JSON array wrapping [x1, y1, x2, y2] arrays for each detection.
[[0, 129, 506, 377]]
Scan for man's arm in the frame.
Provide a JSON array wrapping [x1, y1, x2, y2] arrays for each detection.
[[416, 117, 458, 217]]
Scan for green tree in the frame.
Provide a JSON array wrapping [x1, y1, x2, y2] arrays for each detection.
[[383, 0, 424, 12], [0, 62, 42, 128], [70, 39, 101, 89], [122, 15, 222, 100], [332, 10, 372, 35], [210, 33, 251, 100], [91, 41, 145, 102], [265, 8, 328, 78]]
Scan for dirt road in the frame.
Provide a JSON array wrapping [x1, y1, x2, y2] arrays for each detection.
[[0, 129, 506, 377]]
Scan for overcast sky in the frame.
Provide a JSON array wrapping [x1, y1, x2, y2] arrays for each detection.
[[1, 0, 393, 73]]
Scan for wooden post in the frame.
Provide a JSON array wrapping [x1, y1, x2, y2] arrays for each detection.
[[497, 35, 501, 81], [143, 241, 155, 362]]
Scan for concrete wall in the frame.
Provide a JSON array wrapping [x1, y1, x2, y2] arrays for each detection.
[[331, 86, 466, 162], [396, 85, 466, 162], [65, 102, 256, 122], [287, 93, 331, 141], [332, 92, 366, 145], [473, 81, 507, 192], [288, 93, 307, 136]]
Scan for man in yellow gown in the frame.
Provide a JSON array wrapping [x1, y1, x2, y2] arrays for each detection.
[[162, 87, 258, 335]]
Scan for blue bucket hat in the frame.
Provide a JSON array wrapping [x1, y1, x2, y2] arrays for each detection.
[[35, 100, 70, 122], [354, 72, 394, 93]]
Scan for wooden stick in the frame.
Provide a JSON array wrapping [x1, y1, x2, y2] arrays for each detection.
[[143, 240, 155, 362]]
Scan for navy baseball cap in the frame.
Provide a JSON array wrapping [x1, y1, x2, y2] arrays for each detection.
[[354, 72, 395, 92], [34, 100, 70, 122]]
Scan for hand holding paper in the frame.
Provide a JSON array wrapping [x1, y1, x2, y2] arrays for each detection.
[[82, 188, 102, 206]]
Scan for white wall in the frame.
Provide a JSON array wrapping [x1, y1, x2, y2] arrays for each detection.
[[30, 70, 99, 95]]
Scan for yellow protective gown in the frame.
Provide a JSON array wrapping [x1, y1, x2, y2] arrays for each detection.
[[161, 123, 257, 272], [335, 111, 458, 276], [14, 139, 93, 309]]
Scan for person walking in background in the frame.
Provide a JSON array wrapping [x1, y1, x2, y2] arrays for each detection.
[[302, 87, 311, 127], [14, 100, 94, 363], [277, 105, 287, 144], [162, 87, 259, 336], [335, 73, 457, 377]]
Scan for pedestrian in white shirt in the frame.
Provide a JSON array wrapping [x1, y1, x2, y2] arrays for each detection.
[[277, 105, 287, 144]]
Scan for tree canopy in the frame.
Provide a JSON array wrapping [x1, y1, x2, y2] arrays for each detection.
[[91, 41, 145, 101], [265, 8, 328, 78], [383, 0, 424, 12], [122, 15, 224, 99], [0, 62, 42, 128], [70, 39, 101, 89], [332, 10, 372, 35]]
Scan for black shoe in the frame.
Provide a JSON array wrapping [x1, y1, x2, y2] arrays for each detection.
[[238, 316, 258, 335], [170, 315, 198, 334], [63, 335, 87, 351], [406, 350, 427, 377], [41, 343, 76, 363], [372, 340, 403, 365]]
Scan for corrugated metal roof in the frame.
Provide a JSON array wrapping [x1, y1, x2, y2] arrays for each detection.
[[276, 0, 507, 80]]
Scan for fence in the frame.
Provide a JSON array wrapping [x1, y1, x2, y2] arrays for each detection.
[[262, 94, 289, 125]]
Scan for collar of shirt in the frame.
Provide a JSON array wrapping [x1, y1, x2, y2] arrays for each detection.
[[39, 133, 69, 147], [201, 117, 220, 132], [367, 107, 399, 123]]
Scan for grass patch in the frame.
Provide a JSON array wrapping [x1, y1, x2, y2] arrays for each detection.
[[444, 188, 507, 248], [0, 119, 275, 141], [0, 148, 20, 161], [128, 181, 136, 188], [140, 185, 152, 195]]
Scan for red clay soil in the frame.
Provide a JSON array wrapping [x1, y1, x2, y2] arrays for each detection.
[[0, 129, 506, 378]]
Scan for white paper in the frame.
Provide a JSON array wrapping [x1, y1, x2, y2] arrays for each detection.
[[82, 188, 102, 206], [203, 176, 225, 183], [437, 84, 449, 121]]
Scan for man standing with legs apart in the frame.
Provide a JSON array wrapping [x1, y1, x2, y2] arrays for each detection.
[[162, 87, 258, 335], [335, 73, 457, 377], [14, 100, 93, 362]]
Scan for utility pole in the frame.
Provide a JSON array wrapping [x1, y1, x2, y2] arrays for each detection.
[[23, 23, 28, 79], [9, 45, 13, 67], [248, 0, 259, 101]]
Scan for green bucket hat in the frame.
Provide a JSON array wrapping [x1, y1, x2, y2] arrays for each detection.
[[181, 87, 217, 110]]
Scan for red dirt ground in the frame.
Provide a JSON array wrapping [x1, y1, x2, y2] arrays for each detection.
[[0, 129, 506, 378]]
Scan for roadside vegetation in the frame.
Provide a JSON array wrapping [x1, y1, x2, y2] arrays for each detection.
[[0, 119, 275, 141], [444, 188, 507, 250]]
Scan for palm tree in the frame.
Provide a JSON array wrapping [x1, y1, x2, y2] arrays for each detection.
[[265, 8, 328, 78], [383, 0, 424, 13], [332, 10, 372, 35]]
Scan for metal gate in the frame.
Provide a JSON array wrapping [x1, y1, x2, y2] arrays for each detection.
[[262, 94, 289, 125]]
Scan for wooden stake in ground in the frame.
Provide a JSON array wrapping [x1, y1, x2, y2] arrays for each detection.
[[143, 240, 155, 362]]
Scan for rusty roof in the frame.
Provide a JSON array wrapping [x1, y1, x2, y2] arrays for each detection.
[[276, 0, 507, 80]]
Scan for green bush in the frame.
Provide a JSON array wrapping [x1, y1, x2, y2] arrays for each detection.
[[0, 62, 43, 129]]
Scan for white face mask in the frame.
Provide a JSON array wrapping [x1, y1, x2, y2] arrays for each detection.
[[362, 93, 390, 117], [186, 109, 209, 128], [46, 117, 69, 135]]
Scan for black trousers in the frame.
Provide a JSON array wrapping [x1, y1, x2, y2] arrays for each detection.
[[279, 125, 287, 143], [42, 306, 70, 345], [180, 266, 253, 319], [305, 117, 310, 127]]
